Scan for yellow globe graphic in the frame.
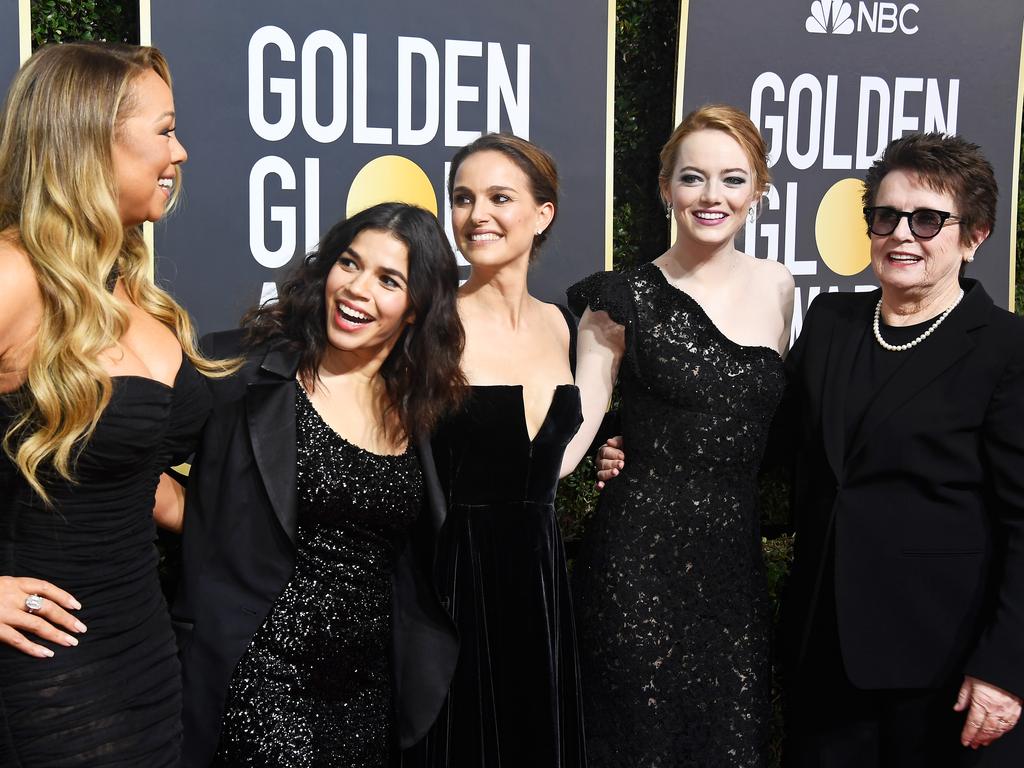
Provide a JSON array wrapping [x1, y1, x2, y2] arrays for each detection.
[[346, 155, 438, 217], [815, 178, 871, 277]]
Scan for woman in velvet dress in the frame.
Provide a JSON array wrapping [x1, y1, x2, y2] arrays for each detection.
[[0, 43, 232, 765], [561, 105, 794, 766], [174, 203, 465, 767], [404, 134, 587, 767]]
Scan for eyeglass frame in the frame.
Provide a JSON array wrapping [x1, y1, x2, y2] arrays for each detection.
[[863, 206, 961, 240]]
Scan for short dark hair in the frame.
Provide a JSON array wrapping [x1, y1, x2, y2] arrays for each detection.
[[447, 133, 558, 262], [245, 202, 466, 439], [862, 133, 997, 247]]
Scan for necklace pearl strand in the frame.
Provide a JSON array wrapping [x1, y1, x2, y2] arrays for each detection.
[[872, 289, 964, 352]]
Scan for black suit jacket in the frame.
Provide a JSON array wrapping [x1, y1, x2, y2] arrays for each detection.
[[779, 279, 1024, 697], [173, 330, 458, 767]]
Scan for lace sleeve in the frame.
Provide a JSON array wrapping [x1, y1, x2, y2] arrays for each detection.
[[566, 270, 634, 329]]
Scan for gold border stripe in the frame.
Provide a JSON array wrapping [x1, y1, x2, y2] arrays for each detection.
[[605, 1, 616, 271], [1010, 16, 1024, 311], [139, 0, 154, 278], [18, 0, 30, 63], [669, 0, 690, 243]]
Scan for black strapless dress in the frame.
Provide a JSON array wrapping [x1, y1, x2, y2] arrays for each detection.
[[407, 384, 587, 767], [0, 361, 211, 766]]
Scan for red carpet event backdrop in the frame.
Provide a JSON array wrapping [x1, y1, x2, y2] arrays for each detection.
[[142, 0, 614, 335], [675, 0, 1024, 340]]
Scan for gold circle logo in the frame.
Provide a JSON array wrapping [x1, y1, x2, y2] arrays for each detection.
[[816, 178, 871, 276], [346, 155, 438, 217]]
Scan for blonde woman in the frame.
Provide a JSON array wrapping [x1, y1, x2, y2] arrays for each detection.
[[0, 43, 229, 765]]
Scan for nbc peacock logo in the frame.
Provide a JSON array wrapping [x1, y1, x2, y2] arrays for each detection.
[[806, 0, 855, 34]]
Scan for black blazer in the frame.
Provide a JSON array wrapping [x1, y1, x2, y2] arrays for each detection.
[[779, 279, 1024, 697], [173, 330, 458, 767]]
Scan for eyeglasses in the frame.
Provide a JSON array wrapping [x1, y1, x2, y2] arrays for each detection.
[[863, 207, 960, 240]]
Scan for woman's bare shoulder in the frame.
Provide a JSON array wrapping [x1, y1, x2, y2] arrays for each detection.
[[0, 238, 41, 334]]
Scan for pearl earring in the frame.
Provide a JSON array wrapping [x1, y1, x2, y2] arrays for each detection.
[[535, 230, 543, 236], [965, 254, 974, 263]]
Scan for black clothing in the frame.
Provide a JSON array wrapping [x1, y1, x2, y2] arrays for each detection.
[[568, 263, 785, 767], [778, 280, 1024, 766], [406, 305, 587, 767], [175, 332, 457, 768], [0, 361, 211, 766], [213, 385, 423, 766]]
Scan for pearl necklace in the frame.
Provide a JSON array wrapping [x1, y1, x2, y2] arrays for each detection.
[[872, 289, 964, 352]]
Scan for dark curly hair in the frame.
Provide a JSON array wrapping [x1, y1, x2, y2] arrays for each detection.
[[244, 202, 466, 440], [862, 132, 997, 248]]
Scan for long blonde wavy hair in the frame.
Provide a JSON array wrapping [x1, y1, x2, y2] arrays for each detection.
[[0, 42, 234, 502]]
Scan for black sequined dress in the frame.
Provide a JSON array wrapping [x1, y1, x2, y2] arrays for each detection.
[[214, 384, 422, 767], [0, 361, 211, 766], [568, 263, 786, 767]]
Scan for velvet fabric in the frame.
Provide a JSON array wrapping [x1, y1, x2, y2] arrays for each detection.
[[404, 305, 587, 768]]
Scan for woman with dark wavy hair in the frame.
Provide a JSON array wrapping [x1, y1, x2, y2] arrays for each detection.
[[172, 202, 466, 767]]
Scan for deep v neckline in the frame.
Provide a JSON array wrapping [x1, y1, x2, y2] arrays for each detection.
[[470, 383, 578, 444]]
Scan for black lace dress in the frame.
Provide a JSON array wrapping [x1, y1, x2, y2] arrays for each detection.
[[568, 263, 786, 767], [0, 361, 211, 766], [213, 384, 422, 767]]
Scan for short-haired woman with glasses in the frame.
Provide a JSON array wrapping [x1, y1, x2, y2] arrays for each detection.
[[777, 132, 1024, 766]]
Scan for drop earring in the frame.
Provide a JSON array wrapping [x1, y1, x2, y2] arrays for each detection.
[[665, 203, 672, 220], [748, 207, 756, 225]]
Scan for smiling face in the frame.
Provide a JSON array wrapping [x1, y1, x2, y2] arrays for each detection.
[[111, 69, 187, 227], [450, 150, 554, 269], [323, 228, 413, 365], [869, 168, 980, 303], [661, 129, 758, 253]]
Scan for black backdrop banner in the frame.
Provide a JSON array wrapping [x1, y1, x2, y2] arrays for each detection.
[[676, 0, 1024, 339], [1, 1, 28, 91], [146, 0, 613, 335]]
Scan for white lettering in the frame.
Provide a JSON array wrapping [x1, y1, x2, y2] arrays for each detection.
[[822, 76, 852, 169], [787, 74, 822, 171], [249, 26, 295, 141], [250, 156, 296, 269], [353, 33, 392, 144], [397, 37, 440, 145], [301, 30, 347, 144], [486, 43, 530, 137], [750, 72, 786, 167], [856, 76, 890, 168], [445, 40, 483, 146]]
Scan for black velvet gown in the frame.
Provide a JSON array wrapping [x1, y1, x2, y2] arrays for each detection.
[[405, 308, 587, 768], [0, 361, 211, 766]]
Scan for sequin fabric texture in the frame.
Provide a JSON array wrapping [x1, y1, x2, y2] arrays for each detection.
[[214, 384, 423, 767], [568, 262, 786, 767]]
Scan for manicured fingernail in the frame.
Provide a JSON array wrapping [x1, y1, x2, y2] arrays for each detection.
[[74, 621, 87, 633], [38, 648, 54, 658], [63, 636, 78, 647], [69, 600, 82, 610]]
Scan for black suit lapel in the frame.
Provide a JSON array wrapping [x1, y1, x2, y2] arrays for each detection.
[[820, 294, 871, 481], [246, 342, 299, 545], [846, 282, 989, 464]]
